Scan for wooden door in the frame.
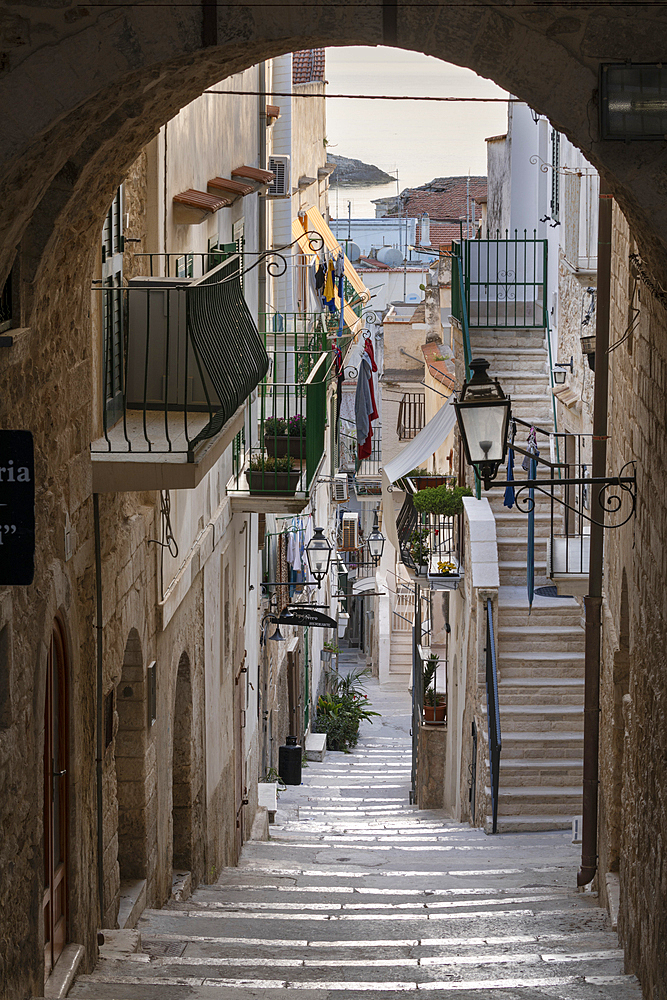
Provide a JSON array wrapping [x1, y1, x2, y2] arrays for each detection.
[[43, 622, 68, 976]]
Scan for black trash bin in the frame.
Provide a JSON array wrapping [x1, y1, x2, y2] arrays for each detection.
[[278, 735, 302, 785]]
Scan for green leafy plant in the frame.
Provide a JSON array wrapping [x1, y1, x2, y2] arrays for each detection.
[[314, 666, 379, 752], [249, 453, 292, 473], [259, 767, 286, 792], [422, 652, 442, 707], [264, 416, 287, 436], [413, 484, 473, 515], [323, 640, 340, 653], [409, 527, 430, 565]]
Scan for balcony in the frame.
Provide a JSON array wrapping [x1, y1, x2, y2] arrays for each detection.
[[396, 476, 463, 588], [91, 253, 268, 491], [451, 235, 547, 329], [226, 348, 329, 514]]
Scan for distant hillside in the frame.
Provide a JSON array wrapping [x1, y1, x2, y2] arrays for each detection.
[[328, 154, 394, 187]]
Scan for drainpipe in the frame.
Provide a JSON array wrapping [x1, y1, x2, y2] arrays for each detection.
[[577, 176, 612, 887], [93, 493, 105, 921]]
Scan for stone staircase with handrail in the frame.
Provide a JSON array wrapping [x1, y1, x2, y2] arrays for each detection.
[[471, 327, 585, 833]]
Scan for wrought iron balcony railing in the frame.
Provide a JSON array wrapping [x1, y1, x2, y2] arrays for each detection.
[[91, 254, 268, 491], [395, 475, 463, 584], [451, 234, 548, 329], [227, 348, 329, 508]]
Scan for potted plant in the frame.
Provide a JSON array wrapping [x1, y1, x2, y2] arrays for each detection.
[[264, 413, 307, 460], [413, 484, 473, 515], [408, 527, 430, 568], [407, 468, 454, 492], [422, 652, 446, 723], [246, 454, 301, 495], [321, 640, 340, 663]]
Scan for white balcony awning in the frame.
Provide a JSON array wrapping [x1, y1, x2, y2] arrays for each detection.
[[383, 399, 457, 484], [381, 399, 457, 553]]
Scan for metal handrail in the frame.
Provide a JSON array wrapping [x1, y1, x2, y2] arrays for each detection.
[[486, 598, 502, 834]]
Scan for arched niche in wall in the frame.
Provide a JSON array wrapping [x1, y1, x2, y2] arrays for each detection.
[[116, 628, 148, 880], [172, 651, 194, 873]]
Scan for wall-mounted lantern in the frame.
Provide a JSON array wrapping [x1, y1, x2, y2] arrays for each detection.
[[454, 357, 511, 489]]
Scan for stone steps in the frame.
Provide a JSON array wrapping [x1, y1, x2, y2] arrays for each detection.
[[499, 731, 584, 758], [495, 785, 583, 815], [498, 625, 585, 652], [499, 704, 584, 732], [499, 759, 583, 785]]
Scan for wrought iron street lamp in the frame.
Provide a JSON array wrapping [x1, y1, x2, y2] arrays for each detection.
[[455, 361, 637, 528], [305, 526, 333, 585], [552, 356, 574, 384], [367, 510, 385, 563], [454, 358, 511, 489]]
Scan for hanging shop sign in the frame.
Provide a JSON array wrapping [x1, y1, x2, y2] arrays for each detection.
[[0, 431, 35, 585], [278, 607, 337, 629]]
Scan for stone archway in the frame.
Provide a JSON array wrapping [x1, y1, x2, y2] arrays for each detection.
[[4, 2, 667, 307]]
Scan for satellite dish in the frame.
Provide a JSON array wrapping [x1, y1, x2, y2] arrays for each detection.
[[376, 246, 403, 267], [345, 241, 361, 262]]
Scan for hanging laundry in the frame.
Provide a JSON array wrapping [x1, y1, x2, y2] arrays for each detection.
[[355, 347, 379, 461], [337, 272, 345, 336], [315, 261, 326, 291], [323, 259, 336, 313], [334, 251, 345, 278], [503, 448, 515, 509]]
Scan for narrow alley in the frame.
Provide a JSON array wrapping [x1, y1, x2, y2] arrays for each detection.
[[71, 665, 641, 1000]]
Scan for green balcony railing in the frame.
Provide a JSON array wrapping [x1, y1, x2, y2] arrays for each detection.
[[230, 350, 329, 498], [451, 234, 548, 329]]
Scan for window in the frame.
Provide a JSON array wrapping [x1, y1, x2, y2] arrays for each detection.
[[176, 253, 194, 278], [397, 392, 425, 440]]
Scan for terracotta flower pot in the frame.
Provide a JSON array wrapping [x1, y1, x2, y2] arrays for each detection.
[[423, 700, 447, 723]]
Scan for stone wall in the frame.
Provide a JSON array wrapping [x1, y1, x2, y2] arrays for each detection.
[[598, 204, 667, 996]]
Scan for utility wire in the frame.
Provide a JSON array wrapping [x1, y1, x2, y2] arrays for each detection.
[[205, 89, 513, 102]]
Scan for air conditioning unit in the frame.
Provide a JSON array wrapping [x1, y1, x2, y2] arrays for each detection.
[[340, 512, 359, 551], [332, 473, 349, 504], [267, 155, 291, 198]]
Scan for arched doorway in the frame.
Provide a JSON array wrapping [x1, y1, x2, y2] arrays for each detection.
[[115, 630, 148, 882], [42, 619, 69, 977], [172, 652, 193, 873]]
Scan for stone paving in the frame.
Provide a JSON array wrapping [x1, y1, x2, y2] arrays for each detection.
[[71, 672, 643, 1000]]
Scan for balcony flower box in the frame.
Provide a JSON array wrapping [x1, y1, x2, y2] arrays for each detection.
[[264, 415, 307, 460], [264, 435, 306, 461], [246, 455, 301, 495]]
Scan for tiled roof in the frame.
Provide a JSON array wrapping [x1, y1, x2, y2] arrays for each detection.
[[416, 220, 469, 246], [422, 342, 455, 389], [292, 49, 326, 85], [390, 175, 487, 222]]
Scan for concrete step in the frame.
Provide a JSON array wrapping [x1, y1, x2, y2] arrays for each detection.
[[499, 760, 583, 785], [499, 650, 585, 678], [495, 786, 583, 815], [497, 625, 585, 652], [499, 731, 584, 758], [491, 813, 575, 832], [499, 705, 584, 732]]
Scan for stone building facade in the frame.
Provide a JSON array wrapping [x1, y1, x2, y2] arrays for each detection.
[[4, 5, 667, 999]]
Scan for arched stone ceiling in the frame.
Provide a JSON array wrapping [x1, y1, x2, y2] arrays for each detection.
[[2, 2, 667, 294]]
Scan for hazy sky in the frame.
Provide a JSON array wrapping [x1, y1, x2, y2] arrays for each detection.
[[325, 47, 509, 215]]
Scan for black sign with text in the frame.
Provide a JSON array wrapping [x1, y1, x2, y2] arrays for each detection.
[[0, 431, 34, 585], [278, 607, 337, 629]]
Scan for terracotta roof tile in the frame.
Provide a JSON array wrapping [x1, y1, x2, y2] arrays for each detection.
[[422, 342, 456, 388], [208, 176, 255, 197], [172, 189, 230, 212], [416, 220, 467, 247], [231, 165, 275, 184], [292, 48, 326, 85], [388, 176, 487, 225]]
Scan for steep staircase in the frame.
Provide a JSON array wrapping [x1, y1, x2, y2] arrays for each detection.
[[472, 328, 585, 832]]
